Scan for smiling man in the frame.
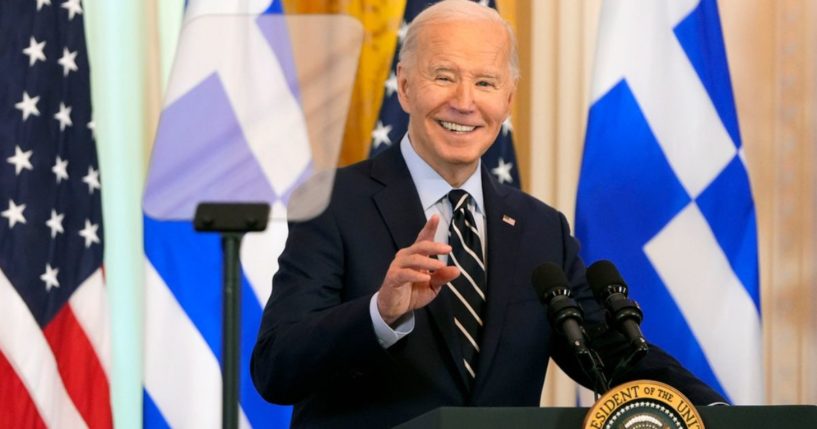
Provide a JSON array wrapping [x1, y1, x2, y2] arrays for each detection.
[[251, 1, 725, 428]]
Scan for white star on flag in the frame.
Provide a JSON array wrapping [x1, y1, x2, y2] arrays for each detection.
[[22, 36, 46, 67], [40, 264, 60, 291], [61, 0, 83, 21], [398, 20, 409, 43], [82, 166, 101, 194], [54, 102, 73, 130], [52, 156, 69, 183], [491, 158, 514, 184], [58, 47, 79, 76], [36, 0, 51, 11], [7, 146, 34, 175], [385, 72, 398, 98], [2, 199, 27, 228], [45, 210, 65, 238], [371, 120, 393, 149], [79, 219, 100, 248], [502, 117, 513, 136], [15, 91, 40, 120]]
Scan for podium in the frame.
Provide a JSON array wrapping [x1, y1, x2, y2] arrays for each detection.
[[395, 405, 817, 428]]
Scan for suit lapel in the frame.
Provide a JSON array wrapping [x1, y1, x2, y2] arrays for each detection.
[[370, 147, 425, 250], [370, 145, 468, 389], [473, 168, 522, 396]]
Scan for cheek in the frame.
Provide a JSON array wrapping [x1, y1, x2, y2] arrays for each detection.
[[476, 87, 511, 110], [414, 85, 452, 113], [483, 95, 512, 122]]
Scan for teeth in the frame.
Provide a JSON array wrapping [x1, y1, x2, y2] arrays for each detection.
[[440, 121, 475, 132]]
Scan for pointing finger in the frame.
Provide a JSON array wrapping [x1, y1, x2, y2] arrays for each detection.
[[415, 215, 440, 243]]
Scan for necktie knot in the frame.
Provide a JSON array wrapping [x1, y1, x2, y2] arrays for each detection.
[[448, 189, 470, 212]]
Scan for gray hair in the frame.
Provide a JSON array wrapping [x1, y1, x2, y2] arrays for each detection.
[[398, 0, 520, 82]]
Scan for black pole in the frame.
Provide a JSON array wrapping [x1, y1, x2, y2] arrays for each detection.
[[193, 202, 270, 429], [222, 232, 243, 429]]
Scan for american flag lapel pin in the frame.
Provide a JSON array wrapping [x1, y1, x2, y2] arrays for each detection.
[[502, 214, 516, 226]]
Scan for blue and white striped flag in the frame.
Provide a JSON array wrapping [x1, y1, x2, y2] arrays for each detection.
[[370, 0, 520, 188], [576, 0, 763, 404], [142, 1, 300, 426]]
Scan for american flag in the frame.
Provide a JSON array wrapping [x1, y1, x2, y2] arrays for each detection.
[[0, 0, 111, 427], [370, 0, 520, 188]]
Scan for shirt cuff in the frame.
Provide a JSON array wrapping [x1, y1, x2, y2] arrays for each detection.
[[370, 292, 415, 348]]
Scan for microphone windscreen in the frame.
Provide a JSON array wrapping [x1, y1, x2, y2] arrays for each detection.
[[531, 262, 569, 303], [586, 260, 628, 299]]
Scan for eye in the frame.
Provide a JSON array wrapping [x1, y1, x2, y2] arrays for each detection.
[[476, 80, 496, 88], [435, 75, 452, 82]]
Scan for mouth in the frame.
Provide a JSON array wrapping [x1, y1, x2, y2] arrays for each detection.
[[438, 120, 478, 133]]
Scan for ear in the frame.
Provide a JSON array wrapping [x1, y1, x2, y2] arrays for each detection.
[[395, 62, 411, 114], [506, 83, 516, 106], [501, 85, 515, 120]]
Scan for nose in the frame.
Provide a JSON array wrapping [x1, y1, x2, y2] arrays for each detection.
[[450, 81, 475, 112]]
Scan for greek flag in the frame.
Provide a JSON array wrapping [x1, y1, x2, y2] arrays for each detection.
[[576, 0, 763, 404], [142, 1, 299, 426]]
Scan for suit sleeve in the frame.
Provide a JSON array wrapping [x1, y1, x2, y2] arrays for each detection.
[[250, 200, 390, 405], [548, 212, 727, 405]]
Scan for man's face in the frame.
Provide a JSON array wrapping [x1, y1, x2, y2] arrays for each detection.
[[396, 19, 515, 184]]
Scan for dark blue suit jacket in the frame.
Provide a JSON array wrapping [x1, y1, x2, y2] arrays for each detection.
[[251, 144, 724, 428]]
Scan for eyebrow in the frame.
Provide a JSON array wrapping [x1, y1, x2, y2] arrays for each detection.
[[429, 65, 457, 74], [429, 65, 501, 80]]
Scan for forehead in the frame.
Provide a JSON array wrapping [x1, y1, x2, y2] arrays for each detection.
[[415, 19, 510, 73]]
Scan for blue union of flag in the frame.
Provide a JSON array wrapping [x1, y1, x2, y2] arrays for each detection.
[[576, 0, 763, 404]]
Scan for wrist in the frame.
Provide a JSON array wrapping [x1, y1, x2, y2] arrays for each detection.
[[375, 293, 404, 327]]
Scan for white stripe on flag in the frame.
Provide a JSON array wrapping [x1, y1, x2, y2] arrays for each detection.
[[241, 202, 289, 305], [144, 259, 222, 427], [644, 203, 763, 404], [68, 269, 110, 377], [184, 0, 272, 24], [0, 270, 86, 428]]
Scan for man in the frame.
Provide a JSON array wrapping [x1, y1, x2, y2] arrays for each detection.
[[251, 1, 725, 427]]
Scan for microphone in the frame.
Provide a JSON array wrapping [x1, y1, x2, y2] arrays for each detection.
[[531, 262, 609, 394], [531, 262, 587, 353], [586, 260, 649, 361]]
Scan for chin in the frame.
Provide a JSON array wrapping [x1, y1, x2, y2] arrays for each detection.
[[441, 151, 483, 166]]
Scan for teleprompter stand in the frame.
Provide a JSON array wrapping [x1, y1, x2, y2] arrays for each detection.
[[194, 202, 271, 429]]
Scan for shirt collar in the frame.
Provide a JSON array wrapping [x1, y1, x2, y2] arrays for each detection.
[[400, 135, 485, 215]]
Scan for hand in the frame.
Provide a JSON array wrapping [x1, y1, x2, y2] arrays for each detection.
[[377, 215, 460, 326]]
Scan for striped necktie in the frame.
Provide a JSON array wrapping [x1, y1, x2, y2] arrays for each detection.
[[445, 189, 486, 388]]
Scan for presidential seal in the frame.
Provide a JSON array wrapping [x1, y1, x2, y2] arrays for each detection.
[[583, 380, 705, 429]]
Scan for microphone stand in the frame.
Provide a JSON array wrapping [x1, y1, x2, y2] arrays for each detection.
[[574, 338, 610, 398]]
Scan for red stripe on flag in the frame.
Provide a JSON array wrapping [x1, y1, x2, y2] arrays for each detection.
[[0, 350, 46, 429], [43, 305, 113, 429]]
